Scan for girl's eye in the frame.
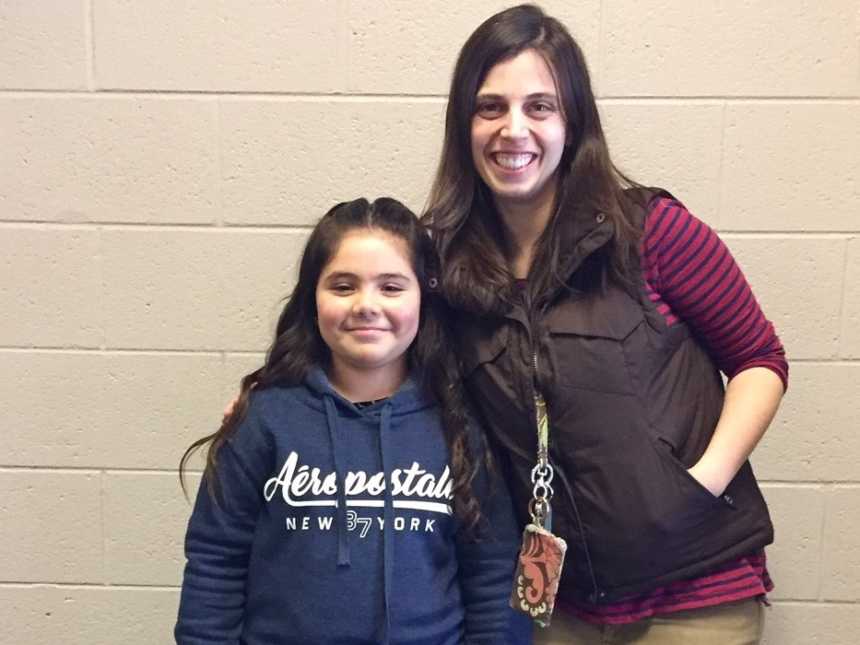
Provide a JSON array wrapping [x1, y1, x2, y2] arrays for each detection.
[[331, 283, 354, 294], [381, 284, 405, 294]]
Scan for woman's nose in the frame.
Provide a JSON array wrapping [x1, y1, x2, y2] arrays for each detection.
[[501, 108, 528, 139]]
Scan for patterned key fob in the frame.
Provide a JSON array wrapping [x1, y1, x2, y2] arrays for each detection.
[[510, 523, 568, 628]]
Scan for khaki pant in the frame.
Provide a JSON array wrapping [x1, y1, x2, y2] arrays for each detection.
[[533, 598, 765, 645]]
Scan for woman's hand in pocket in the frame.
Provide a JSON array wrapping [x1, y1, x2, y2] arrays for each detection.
[[687, 459, 728, 497]]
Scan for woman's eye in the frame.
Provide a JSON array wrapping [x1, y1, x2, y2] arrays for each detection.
[[381, 284, 405, 294], [476, 102, 504, 118], [331, 284, 354, 294], [530, 101, 556, 114]]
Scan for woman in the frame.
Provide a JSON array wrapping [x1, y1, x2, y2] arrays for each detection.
[[423, 4, 786, 643]]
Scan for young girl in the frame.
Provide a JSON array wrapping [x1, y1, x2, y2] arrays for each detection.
[[423, 5, 787, 643], [175, 198, 524, 644]]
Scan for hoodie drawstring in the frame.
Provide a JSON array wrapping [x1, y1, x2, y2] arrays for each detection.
[[324, 395, 351, 567], [379, 402, 394, 645], [324, 390, 395, 643]]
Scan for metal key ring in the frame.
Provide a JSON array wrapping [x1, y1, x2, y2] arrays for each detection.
[[528, 497, 549, 522], [531, 463, 555, 485], [532, 481, 554, 501]]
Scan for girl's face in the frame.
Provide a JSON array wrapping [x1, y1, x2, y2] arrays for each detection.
[[470, 49, 567, 211], [315, 230, 421, 383]]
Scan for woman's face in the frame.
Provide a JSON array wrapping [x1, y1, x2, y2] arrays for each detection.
[[470, 49, 567, 212]]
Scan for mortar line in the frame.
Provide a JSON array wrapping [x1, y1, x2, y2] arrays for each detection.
[[0, 347, 856, 363], [214, 98, 225, 227], [84, 0, 96, 91], [715, 99, 727, 229], [0, 221, 314, 232], [1, 465, 855, 485], [99, 470, 107, 585], [3, 220, 856, 236], [1, 88, 858, 102], [0, 581, 181, 591], [0, 347, 229, 355], [764, 599, 859, 606], [595, 0, 605, 97], [1, 582, 857, 602], [0, 465, 202, 475], [834, 237, 851, 355], [97, 224, 107, 351], [816, 491, 828, 600]]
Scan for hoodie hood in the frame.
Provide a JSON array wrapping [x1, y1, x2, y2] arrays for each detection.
[[302, 366, 431, 416]]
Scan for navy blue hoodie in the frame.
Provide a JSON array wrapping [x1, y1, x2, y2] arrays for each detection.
[[175, 369, 528, 644]]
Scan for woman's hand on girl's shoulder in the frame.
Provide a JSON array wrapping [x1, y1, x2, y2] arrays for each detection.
[[223, 382, 256, 420], [223, 397, 238, 420]]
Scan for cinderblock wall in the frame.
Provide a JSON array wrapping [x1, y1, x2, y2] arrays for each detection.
[[1, 2, 858, 643]]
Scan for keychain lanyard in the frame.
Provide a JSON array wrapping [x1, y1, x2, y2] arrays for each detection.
[[511, 388, 568, 628], [529, 391, 555, 531]]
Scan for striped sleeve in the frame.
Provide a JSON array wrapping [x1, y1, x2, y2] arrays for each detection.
[[641, 197, 788, 390]]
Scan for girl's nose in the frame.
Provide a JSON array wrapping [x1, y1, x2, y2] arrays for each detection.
[[352, 292, 380, 317]]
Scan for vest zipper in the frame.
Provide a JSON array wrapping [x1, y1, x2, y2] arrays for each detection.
[[531, 340, 605, 604]]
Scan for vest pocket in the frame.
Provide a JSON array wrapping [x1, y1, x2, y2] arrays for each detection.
[[650, 436, 732, 511], [546, 321, 642, 396], [544, 289, 646, 396]]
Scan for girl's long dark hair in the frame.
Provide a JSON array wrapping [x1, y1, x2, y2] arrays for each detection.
[[424, 3, 642, 315], [180, 197, 485, 533]]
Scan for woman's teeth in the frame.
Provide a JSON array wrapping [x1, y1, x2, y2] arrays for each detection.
[[493, 153, 535, 169]]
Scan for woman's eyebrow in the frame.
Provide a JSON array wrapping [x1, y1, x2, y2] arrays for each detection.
[[475, 91, 558, 100]]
